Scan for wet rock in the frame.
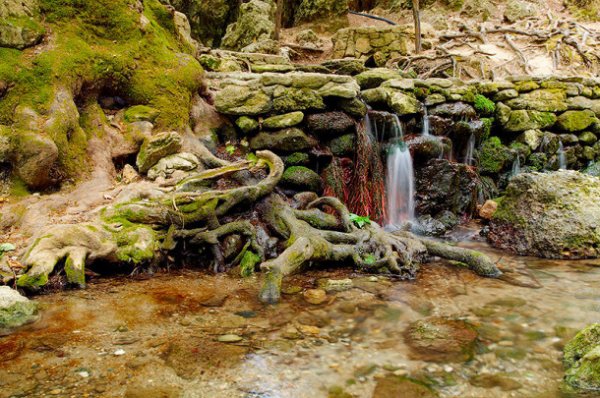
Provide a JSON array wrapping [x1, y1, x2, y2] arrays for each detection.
[[0, 286, 38, 333], [479, 200, 498, 220], [404, 317, 479, 362], [470, 373, 522, 391], [389, 91, 421, 116], [136, 132, 182, 173], [429, 102, 476, 119], [306, 111, 355, 137], [407, 136, 446, 164], [329, 133, 355, 156], [414, 215, 447, 236], [478, 137, 513, 174], [489, 171, 600, 259], [563, 324, 600, 391], [263, 111, 304, 129], [147, 153, 200, 180], [280, 166, 323, 193], [318, 278, 353, 292], [372, 375, 437, 398], [415, 159, 481, 218], [502, 110, 557, 132], [303, 289, 327, 305], [516, 129, 544, 151], [124, 383, 183, 398], [235, 116, 259, 134], [217, 334, 243, 343], [250, 128, 317, 152]]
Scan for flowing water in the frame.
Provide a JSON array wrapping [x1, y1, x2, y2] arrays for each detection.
[[512, 156, 521, 176], [558, 143, 567, 170], [464, 134, 476, 166], [385, 116, 415, 228], [422, 108, 430, 137], [2, 226, 600, 398]]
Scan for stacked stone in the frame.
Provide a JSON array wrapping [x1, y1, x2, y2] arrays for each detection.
[[332, 26, 411, 67], [211, 72, 365, 193]]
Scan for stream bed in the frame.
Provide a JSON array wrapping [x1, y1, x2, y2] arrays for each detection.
[[1, 229, 600, 398]]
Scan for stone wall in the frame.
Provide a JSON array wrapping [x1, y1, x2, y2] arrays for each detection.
[[332, 26, 411, 67]]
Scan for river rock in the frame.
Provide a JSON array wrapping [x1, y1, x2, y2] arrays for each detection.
[[303, 288, 327, 305], [489, 171, 600, 258], [563, 324, 600, 391], [262, 111, 304, 129], [136, 132, 182, 173], [372, 374, 437, 398], [479, 200, 498, 220], [404, 317, 478, 362], [0, 286, 38, 333]]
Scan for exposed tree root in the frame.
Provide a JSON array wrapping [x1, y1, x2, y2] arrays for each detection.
[[15, 150, 501, 301]]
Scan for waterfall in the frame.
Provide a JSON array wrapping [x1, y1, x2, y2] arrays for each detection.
[[386, 116, 415, 229], [464, 134, 476, 166], [558, 142, 567, 169], [511, 156, 521, 176], [421, 107, 430, 136]]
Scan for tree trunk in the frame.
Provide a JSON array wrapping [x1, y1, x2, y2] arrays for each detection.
[[274, 0, 283, 40], [412, 0, 422, 54]]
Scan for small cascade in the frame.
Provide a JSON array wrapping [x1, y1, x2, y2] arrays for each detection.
[[386, 115, 416, 229], [421, 107, 430, 137], [558, 142, 567, 169], [511, 156, 521, 176], [464, 134, 476, 166]]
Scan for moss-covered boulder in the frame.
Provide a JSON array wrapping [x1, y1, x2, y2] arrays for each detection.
[[235, 116, 259, 134], [272, 87, 325, 113], [147, 152, 200, 180], [221, 0, 275, 51], [355, 68, 404, 89], [502, 110, 557, 132], [478, 137, 512, 174], [556, 110, 597, 133], [0, 0, 44, 49], [563, 324, 600, 391], [0, 286, 38, 333], [489, 171, 600, 259], [136, 132, 183, 173], [262, 111, 304, 129], [250, 128, 317, 152], [329, 133, 355, 156], [215, 85, 272, 116], [389, 91, 421, 116], [14, 130, 59, 190], [280, 166, 323, 193]]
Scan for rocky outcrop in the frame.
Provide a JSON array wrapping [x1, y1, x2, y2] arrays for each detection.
[[0, 0, 44, 49], [221, 0, 275, 51], [489, 171, 600, 259], [332, 26, 411, 66]]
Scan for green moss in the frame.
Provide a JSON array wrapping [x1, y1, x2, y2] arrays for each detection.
[[474, 94, 496, 116], [240, 250, 261, 278], [283, 152, 310, 166], [480, 117, 493, 141], [9, 177, 30, 198], [124, 105, 160, 123], [478, 136, 511, 174], [64, 256, 86, 287], [16, 272, 49, 290]]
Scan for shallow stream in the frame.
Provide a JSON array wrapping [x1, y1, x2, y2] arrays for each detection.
[[2, 227, 600, 398]]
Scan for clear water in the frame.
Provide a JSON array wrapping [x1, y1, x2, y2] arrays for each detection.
[[422, 107, 430, 137], [512, 156, 521, 176], [558, 142, 567, 170], [2, 228, 600, 398], [384, 116, 416, 228], [464, 134, 476, 166]]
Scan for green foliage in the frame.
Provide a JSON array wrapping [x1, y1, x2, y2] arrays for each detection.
[[350, 213, 371, 228], [479, 136, 511, 174], [474, 94, 496, 116], [363, 253, 376, 265], [240, 250, 261, 278], [225, 144, 236, 155]]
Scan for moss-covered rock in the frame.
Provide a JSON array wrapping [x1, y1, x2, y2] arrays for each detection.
[[388, 91, 421, 116], [0, 286, 38, 332], [215, 85, 272, 116], [147, 152, 200, 180], [306, 111, 355, 137], [262, 111, 304, 129], [136, 131, 183, 173], [280, 166, 323, 192], [489, 171, 600, 258], [329, 133, 355, 156], [516, 129, 543, 150], [505, 89, 567, 112], [579, 131, 598, 145], [221, 0, 275, 51], [502, 110, 557, 132], [250, 128, 317, 152], [372, 374, 438, 398], [564, 324, 600, 391], [295, 0, 348, 23], [124, 105, 160, 123], [283, 152, 310, 166], [235, 116, 259, 134], [504, 0, 537, 22], [355, 68, 404, 89], [478, 137, 511, 174], [556, 110, 597, 133], [169, 0, 237, 47], [272, 87, 325, 113]]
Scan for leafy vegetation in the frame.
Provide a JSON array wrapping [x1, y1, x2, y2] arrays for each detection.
[[350, 213, 371, 228]]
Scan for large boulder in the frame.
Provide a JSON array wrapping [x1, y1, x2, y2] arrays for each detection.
[[0, 286, 38, 334], [563, 324, 600, 391], [502, 110, 557, 132], [415, 159, 481, 217], [489, 171, 600, 259], [221, 0, 275, 51], [505, 89, 567, 112], [280, 166, 323, 193]]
